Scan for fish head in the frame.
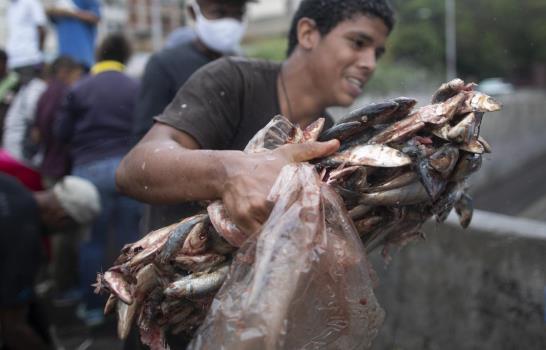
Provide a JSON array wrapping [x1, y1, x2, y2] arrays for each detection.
[[471, 92, 502, 112]]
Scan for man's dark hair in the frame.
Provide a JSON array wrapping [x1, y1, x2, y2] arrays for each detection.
[[49, 56, 80, 76], [96, 33, 132, 64], [286, 0, 395, 56]]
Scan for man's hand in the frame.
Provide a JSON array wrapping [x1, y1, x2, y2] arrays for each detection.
[[220, 140, 339, 235]]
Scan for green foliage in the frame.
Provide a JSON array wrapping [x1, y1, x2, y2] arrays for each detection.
[[242, 36, 288, 62], [388, 0, 546, 83]]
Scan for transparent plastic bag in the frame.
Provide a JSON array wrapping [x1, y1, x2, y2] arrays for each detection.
[[189, 163, 384, 350]]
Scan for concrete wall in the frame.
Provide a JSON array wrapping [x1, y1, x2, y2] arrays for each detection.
[[370, 211, 546, 350], [470, 90, 546, 189]]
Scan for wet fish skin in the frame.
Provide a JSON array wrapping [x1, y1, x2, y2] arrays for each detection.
[[164, 264, 230, 299], [172, 253, 226, 273], [454, 192, 473, 228], [181, 221, 208, 255], [104, 294, 117, 315], [451, 153, 482, 182], [447, 112, 477, 144], [117, 300, 138, 340], [318, 121, 364, 142], [431, 78, 465, 103], [428, 145, 459, 178], [303, 117, 325, 142], [336, 100, 399, 124], [156, 214, 206, 265], [415, 155, 447, 201], [478, 136, 492, 153], [348, 204, 373, 221], [134, 264, 160, 304], [104, 270, 133, 305], [459, 139, 485, 154], [364, 171, 418, 193], [358, 181, 430, 206], [323, 144, 412, 168], [354, 216, 383, 235]]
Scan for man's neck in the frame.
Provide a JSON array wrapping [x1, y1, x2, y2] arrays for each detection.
[[192, 38, 223, 60], [278, 54, 327, 128]]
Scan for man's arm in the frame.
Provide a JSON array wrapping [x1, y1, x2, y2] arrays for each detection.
[[46, 8, 99, 24], [116, 123, 339, 234]]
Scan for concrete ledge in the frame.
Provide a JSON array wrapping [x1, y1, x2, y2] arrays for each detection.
[[445, 209, 546, 240], [371, 210, 546, 350]]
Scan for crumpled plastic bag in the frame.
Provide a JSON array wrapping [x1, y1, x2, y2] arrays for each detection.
[[189, 162, 384, 349]]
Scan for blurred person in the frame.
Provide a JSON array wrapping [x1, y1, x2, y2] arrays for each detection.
[[6, 0, 48, 85], [1, 67, 46, 165], [134, 0, 254, 235], [133, 0, 254, 140], [46, 0, 101, 71], [164, 26, 196, 49], [30, 56, 84, 301], [0, 173, 100, 350], [34, 56, 83, 185], [118, 0, 395, 347], [55, 33, 142, 326], [0, 49, 20, 146]]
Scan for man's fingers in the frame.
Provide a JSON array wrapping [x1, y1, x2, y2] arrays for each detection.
[[284, 139, 340, 163]]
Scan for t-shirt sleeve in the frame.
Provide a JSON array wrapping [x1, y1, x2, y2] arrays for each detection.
[[30, 0, 47, 26], [155, 58, 242, 150]]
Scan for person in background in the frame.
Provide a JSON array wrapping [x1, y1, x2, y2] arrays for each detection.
[[1, 67, 46, 165], [163, 26, 196, 49], [30, 56, 84, 303], [0, 173, 100, 350], [0, 49, 20, 145], [134, 0, 254, 234], [6, 0, 47, 85], [34, 56, 83, 186], [133, 0, 254, 140], [55, 33, 142, 326], [46, 0, 101, 71]]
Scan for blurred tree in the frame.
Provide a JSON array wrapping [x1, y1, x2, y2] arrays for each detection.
[[388, 0, 546, 84]]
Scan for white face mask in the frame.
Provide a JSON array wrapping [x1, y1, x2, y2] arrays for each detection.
[[192, 2, 247, 55]]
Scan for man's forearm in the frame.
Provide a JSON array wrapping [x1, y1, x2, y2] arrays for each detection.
[[116, 139, 235, 204], [72, 10, 99, 24]]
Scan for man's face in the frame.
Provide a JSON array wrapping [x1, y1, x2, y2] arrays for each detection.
[[308, 15, 389, 107], [195, 0, 246, 21]]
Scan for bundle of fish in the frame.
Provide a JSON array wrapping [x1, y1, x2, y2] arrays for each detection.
[[94, 79, 501, 346]]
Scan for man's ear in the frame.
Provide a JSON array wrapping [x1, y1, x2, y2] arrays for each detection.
[[297, 18, 320, 51]]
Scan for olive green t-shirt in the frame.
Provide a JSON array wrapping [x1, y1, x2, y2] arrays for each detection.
[[149, 57, 333, 232], [156, 57, 283, 151]]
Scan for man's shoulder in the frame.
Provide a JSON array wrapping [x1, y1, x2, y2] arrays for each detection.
[[224, 56, 281, 72], [199, 57, 280, 80], [155, 42, 203, 65]]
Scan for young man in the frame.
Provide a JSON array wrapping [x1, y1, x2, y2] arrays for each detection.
[[0, 173, 100, 350], [133, 0, 254, 235], [117, 0, 395, 240]]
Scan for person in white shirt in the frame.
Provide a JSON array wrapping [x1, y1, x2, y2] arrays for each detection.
[[6, 0, 48, 84], [2, 77, 47, 165]]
